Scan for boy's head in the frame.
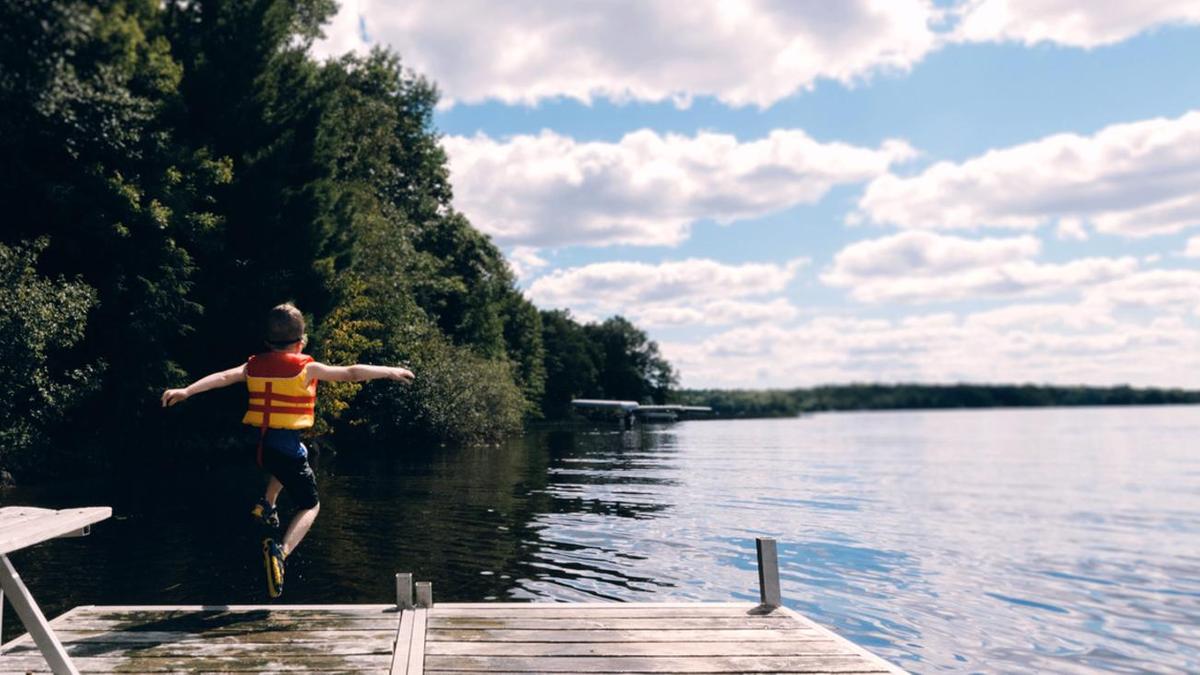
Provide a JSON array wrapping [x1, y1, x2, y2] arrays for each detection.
[[265, 303, 307, 351]]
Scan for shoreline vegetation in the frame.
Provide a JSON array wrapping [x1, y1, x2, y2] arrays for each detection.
[[0, 0, 675, 482], [2, 2, 1194, 485], [674, 384, 1200, 418]]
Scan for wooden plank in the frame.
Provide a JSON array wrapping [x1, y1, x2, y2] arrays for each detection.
[[0, 653, 394, 672], [0, 670, 389, 675], [390, 609, 414, 675], [430, 606, 758, 619], [427, 616, 804, 630], [0, 508, 111, 555], [776, 607, 907, 674], [49, 619, 400, 634], [53, 611, 399, 633], [424, 667, 883, 672], [406, 608, 427, 675], [74, 607, 397, 618], [422, 654, 890, 672], [434, 602, 751, 610], [0, 509, 57, 533], [4, 629, 396, 647], [80, 604, 396, 612], [426, 629, 825, 643], [2, 639, 394, 657], [425, 639, 844, 657]]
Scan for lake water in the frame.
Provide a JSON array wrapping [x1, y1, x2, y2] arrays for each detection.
[[3, 406, 1198, 673]]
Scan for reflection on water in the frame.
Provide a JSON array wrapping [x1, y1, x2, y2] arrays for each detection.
[[3, 406, 1199, 673]]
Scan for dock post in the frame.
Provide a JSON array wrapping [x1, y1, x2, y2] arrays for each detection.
[[395, 573, 413, 610], [756, 537, 782, 610], [415, 581, 433, 608]]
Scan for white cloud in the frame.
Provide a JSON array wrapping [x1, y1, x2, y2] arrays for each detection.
[[530, 258, 804, 306], [964, 302, 1113, 331], [527, 258, 805, 328], [310, 2, 1200, 109], [857, 111, 1200, 237], [822, 231, 1137, 303], [507, 246, 549, 281], [316, 0, 371, 57], [446, 130, 914, 248], [634, 299, 799, 328], [1056, 218, 1088, 241], [666, 310, 1200, 388], [953, 0, 1200, 48], [1185, 236, 1200, 258], [312, 0, 940, 108], [1085, 268, 1200, 311]]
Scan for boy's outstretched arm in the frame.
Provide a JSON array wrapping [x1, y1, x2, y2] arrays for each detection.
[[161, 364, 247, 407], [307, 362, 414, 384]]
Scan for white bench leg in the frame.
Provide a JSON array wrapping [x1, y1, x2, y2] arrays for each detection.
[[0, 554, 78, 674]]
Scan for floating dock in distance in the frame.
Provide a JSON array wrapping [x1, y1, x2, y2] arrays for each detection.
[[0, 539, 905, 674], [571, 399, 714, 425]]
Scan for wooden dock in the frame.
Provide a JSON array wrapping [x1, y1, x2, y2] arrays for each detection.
[[1, 602, 904, 673], [0, 525, 904, 674]]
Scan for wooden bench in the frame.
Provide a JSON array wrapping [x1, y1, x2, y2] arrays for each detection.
[[0, 506, 111, 675]]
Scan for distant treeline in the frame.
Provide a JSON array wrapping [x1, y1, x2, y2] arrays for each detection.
[[675, 384, 1200, 418], [0, 0, 673, 481]]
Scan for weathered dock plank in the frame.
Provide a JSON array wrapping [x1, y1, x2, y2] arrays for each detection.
[[428, 616, 803, 629], [422, 654, 888, 672], [427, 628, 825, 642], [0, 602, 903, 674], [425, 640, 844, 656], [1, 605, 402, 674], [423, 603, 904, 674], [0, 653, 392, 673]]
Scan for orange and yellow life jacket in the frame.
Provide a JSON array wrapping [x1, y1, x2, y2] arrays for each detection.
[[242, 352, 317, 431]]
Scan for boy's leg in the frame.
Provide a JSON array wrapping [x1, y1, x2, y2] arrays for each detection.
[[266, 451, 321, 558], [252, 477, 283, 527], [264, 476, 283, 506], [281, 503, 319, 557]]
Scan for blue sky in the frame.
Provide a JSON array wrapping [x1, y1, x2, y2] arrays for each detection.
[[314, 2, 1200, 388]]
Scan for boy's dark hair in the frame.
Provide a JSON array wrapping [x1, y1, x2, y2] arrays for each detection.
[[266, 303, 306, 349]]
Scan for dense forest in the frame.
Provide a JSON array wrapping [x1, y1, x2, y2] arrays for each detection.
[[676, 384, 1200, 418], [0, 0, 675, 481]]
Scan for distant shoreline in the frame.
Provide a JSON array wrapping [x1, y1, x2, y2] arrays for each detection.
[[673, 383, 1200, 419]]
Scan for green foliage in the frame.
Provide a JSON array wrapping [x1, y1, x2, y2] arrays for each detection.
[[0, 0, 231, 462], [317, 274, 524, 445], [537, 312, 678, 417], [587, 317, 677, 404], [0, 240, 102, 476], [676, 384, 1200, 418], [539, 310, 601, 418], [0, 0, 672, 475]]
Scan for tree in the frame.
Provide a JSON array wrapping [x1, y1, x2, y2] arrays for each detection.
[[539, 310, 600, 418], [587, 316, 677, 404], [0, 0, 230, 465], [0, 240, 101, 477]]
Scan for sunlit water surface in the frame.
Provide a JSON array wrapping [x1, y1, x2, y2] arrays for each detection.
[[3, 406, 1199, 673]]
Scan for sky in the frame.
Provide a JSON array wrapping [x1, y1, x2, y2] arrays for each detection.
[[312, 1, 1200, 390]]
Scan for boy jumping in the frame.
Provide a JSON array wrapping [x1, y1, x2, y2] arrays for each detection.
[[161, 302, 413, 597]]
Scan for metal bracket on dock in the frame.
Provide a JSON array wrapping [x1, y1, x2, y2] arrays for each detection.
[[58, 526, 91, 538], [395, 573, 413, 610], [754, 537, 782, 613], [415, 581, 433, 608]]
